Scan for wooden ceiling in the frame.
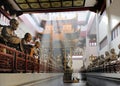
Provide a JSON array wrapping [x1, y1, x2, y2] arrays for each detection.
[[14, 0, 85, 10], [0, 0, 106, 16]]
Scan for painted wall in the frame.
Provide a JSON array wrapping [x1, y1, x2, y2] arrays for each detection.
[[15, 14, 43, 38], [85, 0, 120, 67], [99, 0, 120, 55], [84, 37, 97, 67], [109, 0, 120, 54], [98, 12, 108, 43]]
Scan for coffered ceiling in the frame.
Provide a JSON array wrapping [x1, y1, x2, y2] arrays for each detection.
[[0, 0, 106, 16]]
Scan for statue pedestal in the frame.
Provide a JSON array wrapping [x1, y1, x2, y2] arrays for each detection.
[[63, 68, 73, 83]]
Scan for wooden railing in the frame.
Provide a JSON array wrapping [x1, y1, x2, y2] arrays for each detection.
[[86, 60, 120, 73], [0, 44, 62, 73]]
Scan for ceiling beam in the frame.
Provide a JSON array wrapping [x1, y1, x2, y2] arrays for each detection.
[[1, 0, 106, 16], [17, 7, 95, 13], [94, 0, 106, 14]]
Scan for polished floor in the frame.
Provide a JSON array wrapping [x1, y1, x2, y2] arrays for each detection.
[[22, 76, 87, 86]]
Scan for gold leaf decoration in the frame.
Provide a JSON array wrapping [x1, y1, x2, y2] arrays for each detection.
[[30, 3, 40, 8], [27, 0, 38, 2], [74, 0, 84, 6], [52, 2, 61, 7], [41, 3, 50, 8], [15, 0, 26, 3], [62, 1, 72, 7], [39, 0, 49, 2], [19, 4, 30, 9]]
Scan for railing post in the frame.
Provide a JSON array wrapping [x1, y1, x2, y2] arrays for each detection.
[[13, 51, 17, 73], [38, 59, 40, 73], [25, 55, 27, 73]]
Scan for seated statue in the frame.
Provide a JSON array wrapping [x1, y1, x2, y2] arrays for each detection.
[[104, 51, 110, 64], [20, 33, 33, 54], [1, 19, 21, 50], [30, 41, 41, 60], [110, 48, 117, 63], [118, 44, 120, 58], [99, 55, 105, 65], [1, 19, 20, 44]]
